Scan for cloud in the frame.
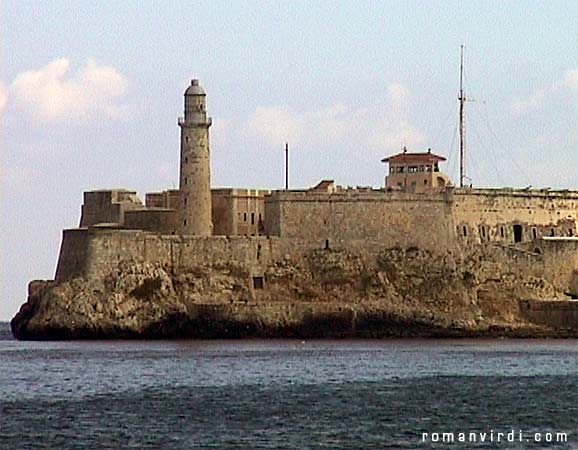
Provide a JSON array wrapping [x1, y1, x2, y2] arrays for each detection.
[[0, 83, 7, 115], [243, 82, 423, 153], [512, 68, 578, 113], [10, 58, 129, 123], [245, 106, 303, 146], [562, 69, 578, 93]]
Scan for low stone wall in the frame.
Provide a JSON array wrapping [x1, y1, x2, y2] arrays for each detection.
[[519, 300, 578, 330]]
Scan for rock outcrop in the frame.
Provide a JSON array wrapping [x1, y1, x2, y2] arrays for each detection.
[[11, 246, 577, 340]]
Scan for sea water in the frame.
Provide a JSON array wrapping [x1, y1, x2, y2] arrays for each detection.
[[0, 322, 576, 449]]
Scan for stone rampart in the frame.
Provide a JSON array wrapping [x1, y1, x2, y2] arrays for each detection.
[[264, 189, 457, 253], [55, 228, 316, 284], [124, 208, 178, 234], [453, 188, 578, 245], [55, 228, 92, 282], [54, 226, 578, 296]]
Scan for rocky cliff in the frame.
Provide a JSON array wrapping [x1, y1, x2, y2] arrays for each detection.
[[11, 246, 577, 339]]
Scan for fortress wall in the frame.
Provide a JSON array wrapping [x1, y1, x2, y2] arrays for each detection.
[[53, 228, 578, 298], [62, 230, 312, 282], [534, 239, 578, 294], [212, 191, 236, 236], [480, 239, 578, 293], [55, 229, 92, 282], [124, 209, 178, 234], [55, 226, 410, 285], [453, 189, 578, 245], [265, 190, 457, 253], [79, 190, 143, 228]]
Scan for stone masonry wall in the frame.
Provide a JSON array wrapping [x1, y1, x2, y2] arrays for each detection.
[[54, 227, 578, 296], [453, 188, 578, 245], [124, 209, 178, 234], [55, 229, 314, 284], [264, 189, 457, 253], [80, 190, 143, 227], [55, 228, 92, 282]]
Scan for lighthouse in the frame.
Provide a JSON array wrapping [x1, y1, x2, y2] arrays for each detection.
[[178, 79, 212, 235]]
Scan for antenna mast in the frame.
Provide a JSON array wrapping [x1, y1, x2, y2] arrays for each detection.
[[459, 45, 466, 187], [284, 142, 289, 190]]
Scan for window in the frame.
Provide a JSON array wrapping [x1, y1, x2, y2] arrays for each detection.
[[251, 212, 255, 225], [252, 276, 264, 289], [481, 226, 486, 239], [184, 157, 188, 164], [462, 225, 467, 237], [418, 165, 425, 172], [550, 228, 555, 236], [184, 177, 187, 185], [500, 226, 505, 238], [434, 163, 439, 172], [244, 212, 247, 222], [424, 180, 428, 185], [184, 198, 187, 206], [532, 228, 537, 239], [426, 165, 432, 172], [396, 166, 405, 173], [513, 224, 523, 243], [569, 228, 574, 237], [183, 219, 187, 226]]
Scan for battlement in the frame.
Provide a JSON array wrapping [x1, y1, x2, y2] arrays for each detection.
[[454, 187, 578, 199], [80, 189, 143, 228], [266, 187, 450, 203]]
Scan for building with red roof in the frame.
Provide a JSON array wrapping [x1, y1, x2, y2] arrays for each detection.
[[381, 147, 451, 193]]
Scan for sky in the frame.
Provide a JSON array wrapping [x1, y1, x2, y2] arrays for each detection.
[[2, 1, 578, 320]]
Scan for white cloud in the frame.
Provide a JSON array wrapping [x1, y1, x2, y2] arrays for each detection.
[[243, 83, 423, 153], [245, 106, 303, 146], [10, 58, 129, 123], [512, 68, 578, 113], [562, 69, 578, 93], [0, 82, 7, 114]]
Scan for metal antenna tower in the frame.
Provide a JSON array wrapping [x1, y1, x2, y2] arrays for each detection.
[[459, 45, 467, 187]]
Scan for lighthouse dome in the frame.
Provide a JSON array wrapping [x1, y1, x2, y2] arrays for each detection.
[[185, 79, 206, 96]]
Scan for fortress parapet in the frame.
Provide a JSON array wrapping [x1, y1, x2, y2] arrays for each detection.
[[80, 189, 143, 228]]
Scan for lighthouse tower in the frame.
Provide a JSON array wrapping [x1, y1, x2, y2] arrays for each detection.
[[178, 79, 212, 235]]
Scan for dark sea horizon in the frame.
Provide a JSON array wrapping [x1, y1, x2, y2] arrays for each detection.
[[1, 321, 577, 449]]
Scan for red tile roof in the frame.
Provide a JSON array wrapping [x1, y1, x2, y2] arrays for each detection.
[[381, 151, 446, 164]]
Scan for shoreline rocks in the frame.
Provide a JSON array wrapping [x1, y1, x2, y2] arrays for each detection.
[[11, 247, 578, 340]]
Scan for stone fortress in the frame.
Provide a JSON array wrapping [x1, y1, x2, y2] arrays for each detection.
[[80, 80, 578, 245], [12, 80, 578, 339], [76, 80, 578, 262]]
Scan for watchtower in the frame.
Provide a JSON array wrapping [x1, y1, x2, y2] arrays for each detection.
[[381, 148, 450, 193], [178, 79, 213, 235]]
